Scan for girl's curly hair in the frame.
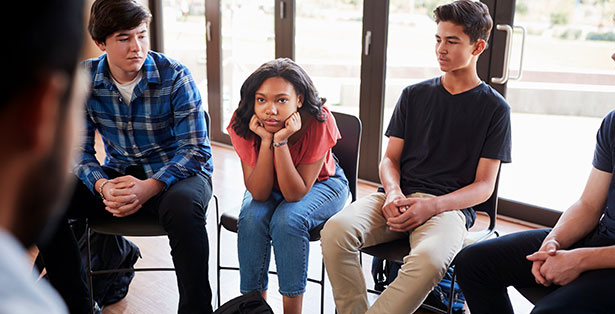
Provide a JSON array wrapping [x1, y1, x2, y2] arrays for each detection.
[[231, 58, 326, 139]]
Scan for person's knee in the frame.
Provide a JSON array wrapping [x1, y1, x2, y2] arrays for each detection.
[[453, 245, 477, 278], [237, 205, 271, 236], [321, 213, 359, 255], [401, 250, 448, 285], [454, 243, 490, 283], [159, 189, 207, 229], [270, 210, 307, 239]]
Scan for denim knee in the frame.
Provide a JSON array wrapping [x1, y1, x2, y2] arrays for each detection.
[[270, 209, 308, 240], [237, 198, 276, 236]]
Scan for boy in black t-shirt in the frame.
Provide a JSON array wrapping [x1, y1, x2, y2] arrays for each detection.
[[321, 1, 511, 313]]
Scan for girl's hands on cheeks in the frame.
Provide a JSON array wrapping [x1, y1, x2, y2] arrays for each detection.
[[249, 114, 273, 141], [274, 112, 301, 142]]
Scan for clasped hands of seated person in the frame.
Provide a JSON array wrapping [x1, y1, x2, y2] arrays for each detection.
[[382, 191, 439, 232], [99, 176, 165, 217], [526, 239, 587, 287]]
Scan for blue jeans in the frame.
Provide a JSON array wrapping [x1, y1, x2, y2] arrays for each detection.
[[237, 165, 349, 297]]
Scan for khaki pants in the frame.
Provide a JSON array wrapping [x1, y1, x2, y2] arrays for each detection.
[[321, 192, 467, 314]]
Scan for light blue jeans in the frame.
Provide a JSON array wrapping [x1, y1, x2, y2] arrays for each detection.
[[238, 165, 349, 297]]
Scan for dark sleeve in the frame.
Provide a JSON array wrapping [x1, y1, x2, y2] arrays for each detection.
[[385, 87, 409, 139], [593, 111, 615, 173], [480, 103, 512, 163]]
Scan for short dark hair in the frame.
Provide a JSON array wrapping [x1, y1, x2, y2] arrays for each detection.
[[434, 0, 493, 44], [231, 58, 327, 140], [0, 0, 84, 112], [88, 0, 152, 43]]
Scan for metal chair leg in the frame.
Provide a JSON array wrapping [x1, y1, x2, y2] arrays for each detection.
[[447, 266, 457, 314], [216, 223, 222, 308], [215, 197, 222, 309], [86, 219, 95, 314], [320, 259, 325, 314]]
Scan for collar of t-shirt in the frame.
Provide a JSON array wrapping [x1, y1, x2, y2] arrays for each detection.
[[111, 71, 143, 106]]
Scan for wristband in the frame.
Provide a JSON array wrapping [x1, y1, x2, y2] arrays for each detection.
[[272, 140, 288, 147], [98, 179, 110, 200]]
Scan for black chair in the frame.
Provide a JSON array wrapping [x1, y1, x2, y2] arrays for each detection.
[[216, 111, 362, 314], [360, 166, 501, 314], [85, 111, 217, 314]]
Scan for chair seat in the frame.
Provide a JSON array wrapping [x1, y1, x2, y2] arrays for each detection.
[[463, 228, 494, 247], [220, 211, 325, 242], [360, 228, 496, 265], [89, 215, 167, 237], [360, 239, 409, 264], [220, 211, 239, 233]]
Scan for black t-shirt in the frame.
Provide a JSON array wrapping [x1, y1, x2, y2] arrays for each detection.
[[592, 110, 615, 240], [385, 77, 512, 228]]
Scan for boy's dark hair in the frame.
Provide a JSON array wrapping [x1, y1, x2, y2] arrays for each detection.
[[89, 0, 152, 43], [0, 0, 84, 112], [231, 58, 327, 140], [434, 0, 493, 44]]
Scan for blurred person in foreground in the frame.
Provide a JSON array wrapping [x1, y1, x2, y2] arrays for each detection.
[[0, 0, 87, 313]]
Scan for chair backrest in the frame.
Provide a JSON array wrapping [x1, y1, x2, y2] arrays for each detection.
[[331, 111, 362, 202], [474, 164, 501, 231], [204, 110, 211, 136]]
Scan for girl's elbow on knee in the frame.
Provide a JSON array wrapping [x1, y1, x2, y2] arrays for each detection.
[[281, 189, 308, 202]]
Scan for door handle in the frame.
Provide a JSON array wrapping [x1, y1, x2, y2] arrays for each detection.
[[491, 24, 513, 84], [508, 25, 526, 81], [280, 1, 286, 19], [364, 31, 372, 56], [206, 21, 212, 42]]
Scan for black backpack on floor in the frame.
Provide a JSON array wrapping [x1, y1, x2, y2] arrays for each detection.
[[214, 291, 274, 314], [75, 226, 141, 306], [35, 220, 141, 306]]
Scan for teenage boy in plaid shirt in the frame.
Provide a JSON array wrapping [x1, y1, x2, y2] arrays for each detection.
[[37, 1, 214, 313]]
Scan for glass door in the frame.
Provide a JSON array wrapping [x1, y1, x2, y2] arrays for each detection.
[[295, 0, 364, 117], [495, 0, 615, 211]]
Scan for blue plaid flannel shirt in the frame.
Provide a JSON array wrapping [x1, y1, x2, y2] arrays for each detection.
[[75, 51, 213, 193]]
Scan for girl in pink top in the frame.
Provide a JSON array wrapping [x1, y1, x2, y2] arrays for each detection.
[[227, 58, 350, 314]]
